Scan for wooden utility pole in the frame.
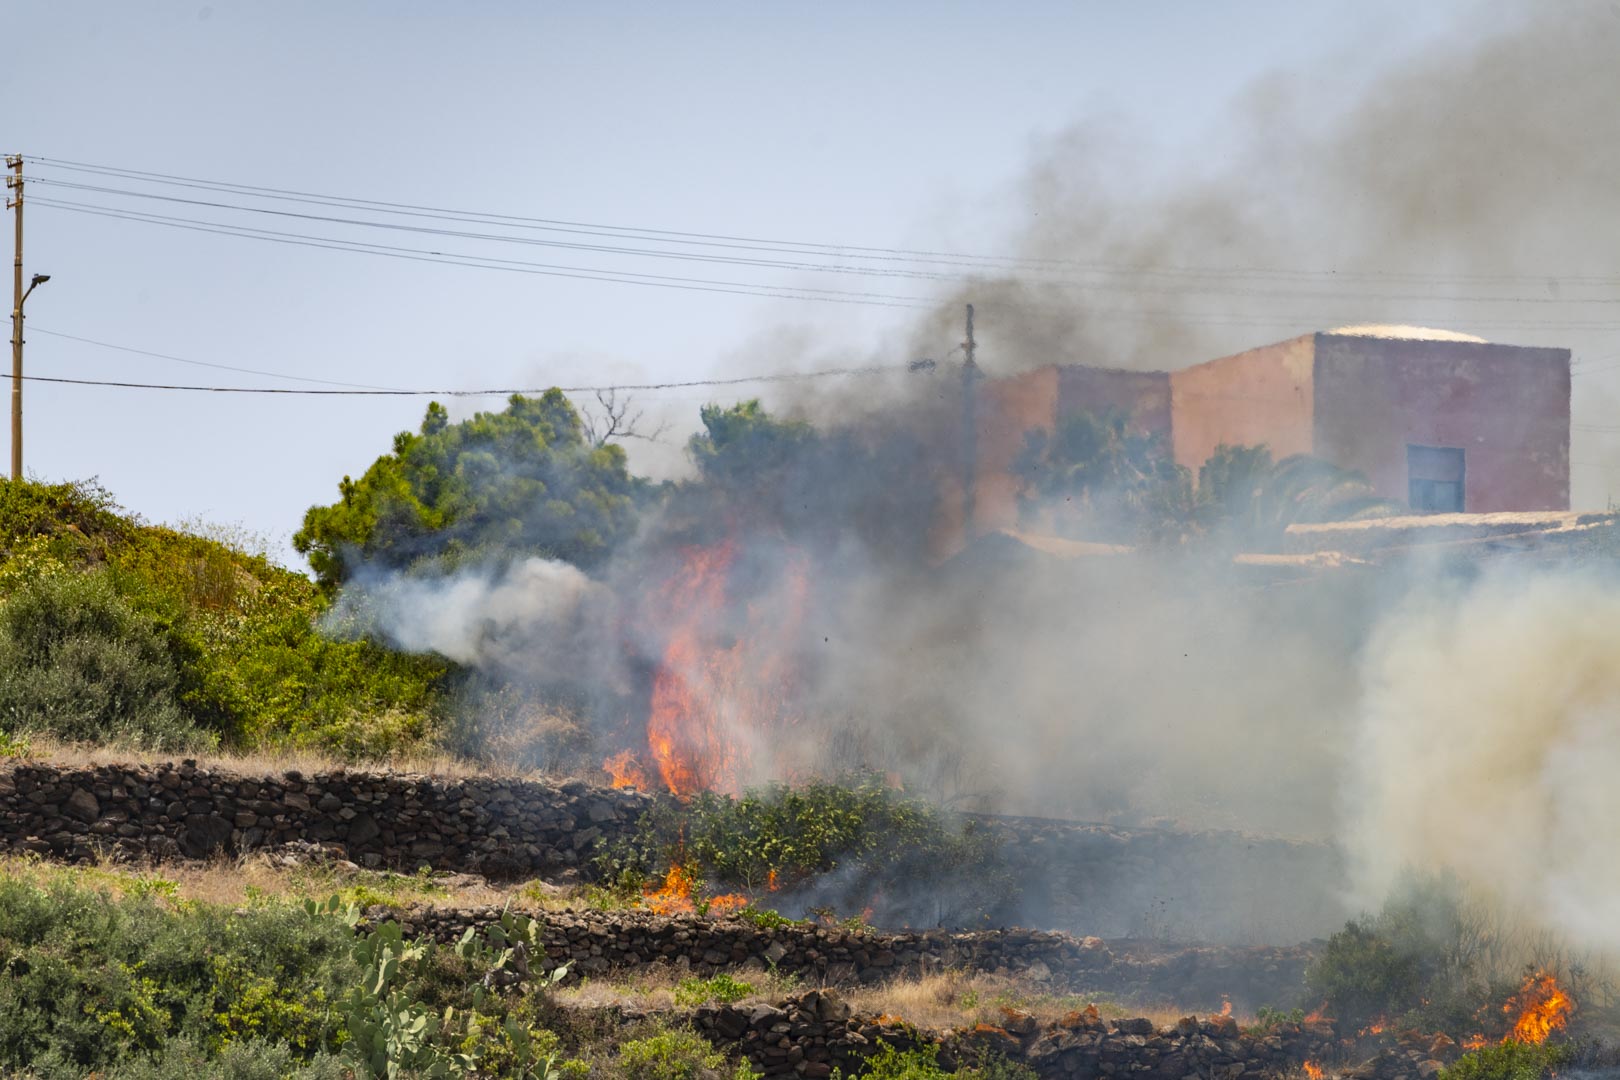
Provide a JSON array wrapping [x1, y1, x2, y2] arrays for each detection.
[[6, 155, 22, 482], [961, 303, 979, 542]]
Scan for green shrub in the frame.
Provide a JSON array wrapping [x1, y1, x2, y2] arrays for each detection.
[[599, 776, 1011, 925], [837, 1043, 1037, 1079], [1305, 874, 1510, 1033], [0, 570, 207, 750], [674, 974, 755, 1008], [1439, 1041, 1574, 1080], [616, 1027, 759, 1080]]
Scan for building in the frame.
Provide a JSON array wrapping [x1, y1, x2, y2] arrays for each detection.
[[939, 326, 1571, 553]]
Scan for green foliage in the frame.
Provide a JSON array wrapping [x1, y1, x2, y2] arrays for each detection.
[[1200, 446, 1402, 548], [674, 974, 755, 1008], [1439, 1041, 1574, 1080], [0, 570, 207, 749], [676, 400, 937, 560], [732, 905, 800, 930], [616, 1026, 758, 1080], [1306, 875, 1511, 1033], [0, 478, 448, 758], [1246, 1006, 1306, 1033], [837, 1042, 1036, 1079], [599, 776, 1011, 925], [295, 391, 639, 591], [1012, 410, 1197, 544]]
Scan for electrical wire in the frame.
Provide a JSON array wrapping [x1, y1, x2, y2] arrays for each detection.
[[27, 327, 411, 390], [18, 362, 917, 396], [28, 154, 1620, 290]]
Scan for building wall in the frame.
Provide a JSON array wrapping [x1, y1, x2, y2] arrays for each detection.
[[972, 366, 1062, 538], [1311, 335, 1571, 512], [1169, 335, 1317, 474], [1057, 367, 1172, 439]]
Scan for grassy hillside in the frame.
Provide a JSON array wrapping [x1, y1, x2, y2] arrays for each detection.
[[0, 479, 447, 758]]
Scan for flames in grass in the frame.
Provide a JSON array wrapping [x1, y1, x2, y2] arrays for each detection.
[[640, 862, 748, 917], [606, 537, 811, 797]]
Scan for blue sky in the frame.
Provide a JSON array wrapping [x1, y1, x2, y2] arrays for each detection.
[[9, 2, 1591, 563]]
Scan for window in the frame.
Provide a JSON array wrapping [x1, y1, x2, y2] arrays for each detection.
[[1408, 444, 1465, 513]]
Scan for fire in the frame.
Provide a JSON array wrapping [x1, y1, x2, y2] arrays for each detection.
[[765, 868, 780, 892], [707, 894, 748, 915], [603, 749, 649, 790], [1218, 998, 1233, 1018], [642, 864, 699, 915], [1304, 1003, 1328, 1024], [643, 539, 810, 796], [1303, 1061, 1325, 1080], [1505, 972, 1573, 1045]]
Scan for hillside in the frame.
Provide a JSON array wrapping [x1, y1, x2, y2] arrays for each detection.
[[0, 479, 448, 759]]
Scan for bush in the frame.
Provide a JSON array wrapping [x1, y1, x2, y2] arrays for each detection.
[[1439, 1041, 1574, 1080], [1305, 875, 1512, 1033], [674, 974, 755, 1008], [0, 571, 207, 750], [599, 776, 1012, 926], [838, 1043, 1037, 1079], [616, 1027, 759, 1080]]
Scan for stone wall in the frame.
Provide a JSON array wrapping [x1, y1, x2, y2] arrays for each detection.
[[0, 760, 1344, 946], [0, 761, 651, 878], [384, 905, 1315, 1012], [693, 990, 1361, 1080]]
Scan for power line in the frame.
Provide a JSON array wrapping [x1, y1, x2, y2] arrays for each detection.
[[28, 174, 1620, 307], [29, 326, 410, 390], [29, 197, 933, 309], [19, 361, 916, 396], [29, 154, 1620, 290]]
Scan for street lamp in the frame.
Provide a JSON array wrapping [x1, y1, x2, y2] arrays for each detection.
[[10, 270, 49, 481]]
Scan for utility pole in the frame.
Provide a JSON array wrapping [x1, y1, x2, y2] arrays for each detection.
[[961, 303, 979, 543], [7, 155, 23, 482]]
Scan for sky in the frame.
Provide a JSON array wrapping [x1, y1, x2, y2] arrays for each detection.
[[5, 2, 1603, 567]]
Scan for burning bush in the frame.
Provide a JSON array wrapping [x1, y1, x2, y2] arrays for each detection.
[[597, 776, 1012, 928], [1306, 875, 1516, 1035]]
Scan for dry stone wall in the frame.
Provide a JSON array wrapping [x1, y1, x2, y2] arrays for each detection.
[[692, 990, 1355, 1080], [0, 761, 651, 878], [0, 760, 1344, 945], [383, 905, 1315, 1012]]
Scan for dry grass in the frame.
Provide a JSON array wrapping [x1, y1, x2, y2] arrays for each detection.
[[0, 735, 598, 783], [555, 965, 807, 1013], [840, 970, 1200, 1033]]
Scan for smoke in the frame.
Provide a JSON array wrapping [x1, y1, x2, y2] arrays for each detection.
[[320, 3, 1620, 947], [326, 556, 622, 687], [1345, 567, 1620, 955]]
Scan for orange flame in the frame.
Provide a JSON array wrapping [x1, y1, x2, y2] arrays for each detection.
[[1304, 1003, 1328, 1024], [708, 894, 748, 915], [765, 868, 780, 892], [642, 864, 698, 915], [603, 749, 649, 790], [644, 540, 810, 796], [1303, 1061, 1325, 1080], [1219, 998, 1233, 1018], [1506, 972, 1573, 1045], [1462, 1034, 1489, 1051]]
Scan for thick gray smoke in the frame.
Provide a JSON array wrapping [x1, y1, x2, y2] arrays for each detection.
[[330, 4, 1620, 946]]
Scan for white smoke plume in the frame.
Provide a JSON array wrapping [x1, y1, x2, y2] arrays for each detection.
[[1345, 567, 1620, 953]]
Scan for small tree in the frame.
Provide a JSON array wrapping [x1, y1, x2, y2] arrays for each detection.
[[295, 391, 640, 592]]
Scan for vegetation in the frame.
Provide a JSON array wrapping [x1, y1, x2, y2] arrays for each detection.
[[1012, 410, 1400, 548], [1439, 1041, 1574, 1080], [1305, 875, 1516, 1034], [0, 872, 605, 1078], [0, 478, 447, 758], [615, 1028, 758, 1080], [598, 776, 1011, 925], [836, 1043, 1036, 1080], [294, 392, 640, 593]]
